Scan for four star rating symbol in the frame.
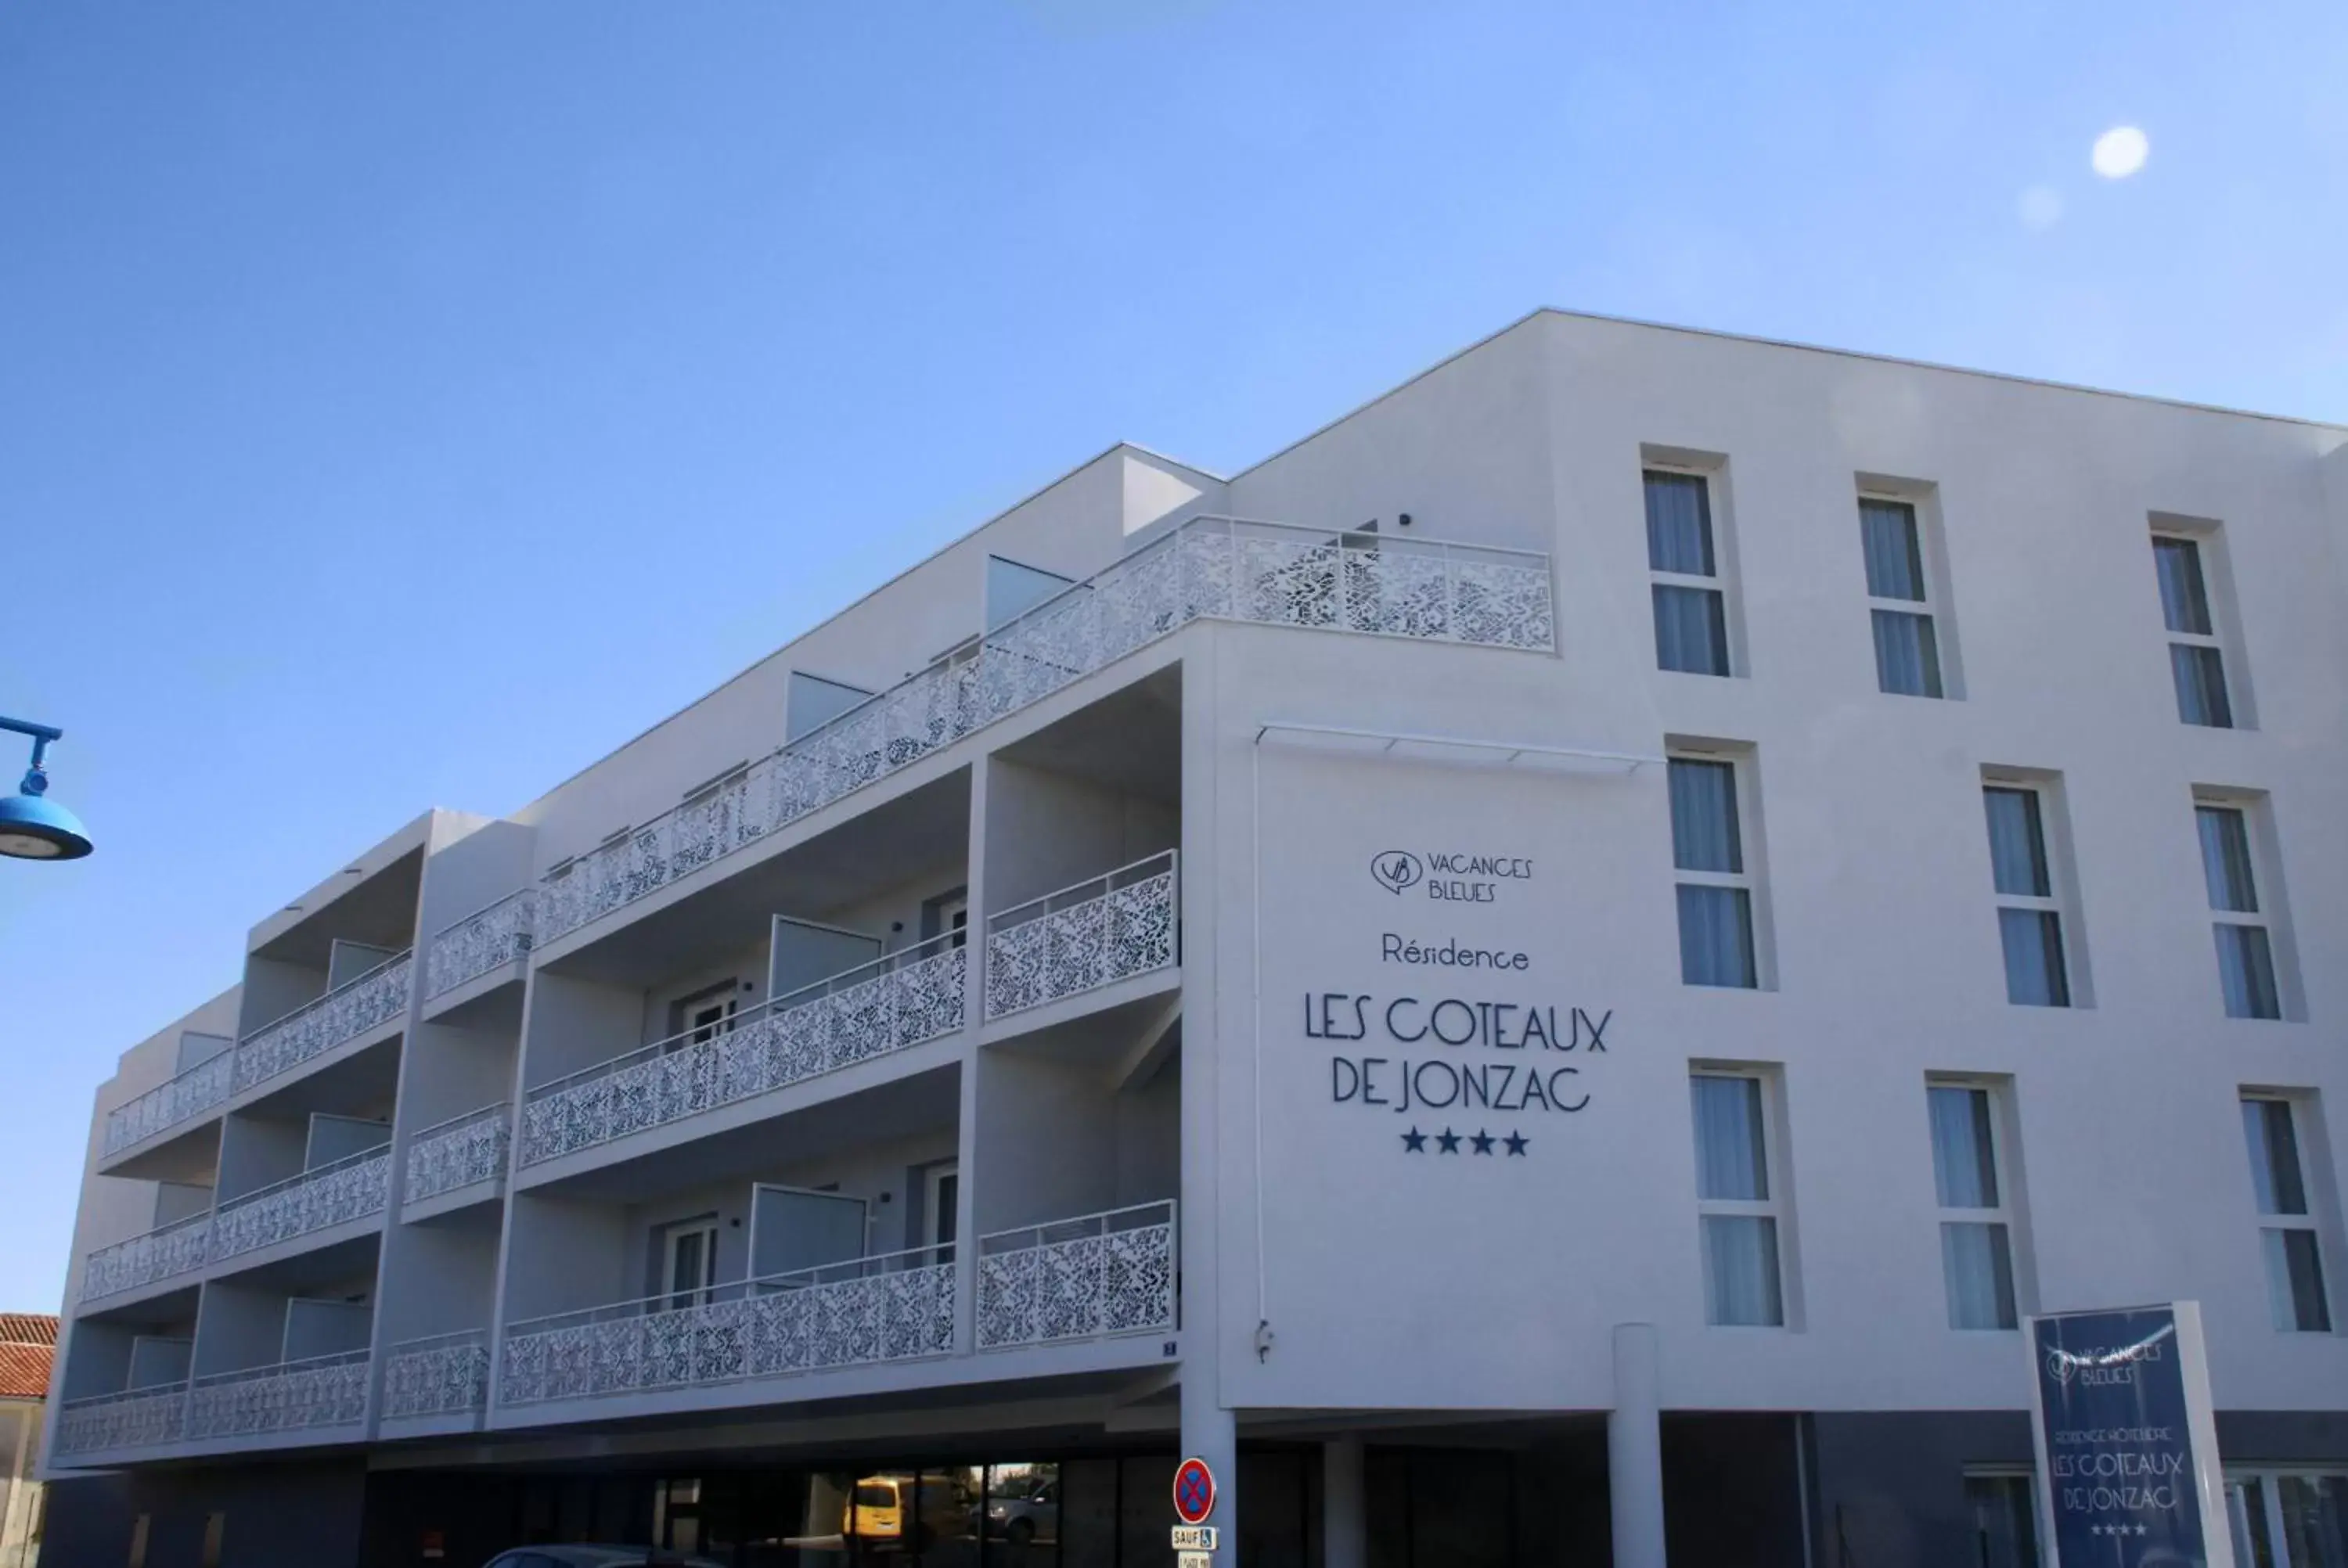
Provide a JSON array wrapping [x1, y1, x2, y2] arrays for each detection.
[[2087, 1523, 2152, 1538], [1402, 1126, 1529, 1156]]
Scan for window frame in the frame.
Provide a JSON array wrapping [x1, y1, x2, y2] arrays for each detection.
[[1981, 771, 2088, 1009], [2150, 523, 2253, 730], [657, 1214, 722, 1312], [2195, 792, 2297, 1022], [1927, 1078, 2024, 1331], [1689, 1065, 1795, 1329], [1641, 455, 1743, 678], [2239, 1093, 2333, 1335], [1856, 489, 1951, 699], [1667, 743, 1771, 991]]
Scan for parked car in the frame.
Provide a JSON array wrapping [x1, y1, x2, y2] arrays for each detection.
[[982, 1478, 1057, 1546]]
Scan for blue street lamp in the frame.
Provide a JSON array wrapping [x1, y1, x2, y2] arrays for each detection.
[[0, 716, 94, 861]]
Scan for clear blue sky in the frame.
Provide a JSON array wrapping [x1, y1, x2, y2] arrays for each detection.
[[2, 0, 2342, 1311]]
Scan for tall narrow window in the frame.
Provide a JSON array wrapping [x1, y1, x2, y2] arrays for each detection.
[[1691, 1071, 1785, 1326], [1984, 785, 2070, 1007], [1860, 497, 1944, 697], [2198, 803, 2282, 1020], [1929, 1082, 2020, 1329], [2154, 534, 2234, 728], [2241, 1096, 2332, 1332], [1669, 756, 1758, 988], [1646, 469, 1731, 676]]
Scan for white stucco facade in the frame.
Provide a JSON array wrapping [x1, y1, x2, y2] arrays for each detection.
[[41, 311, 2348, 1568]]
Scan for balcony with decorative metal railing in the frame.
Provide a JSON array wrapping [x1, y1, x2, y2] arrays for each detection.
[[976, 1201, 1177, 1350], [534, 515, 1554, 947], [499, 1245, 956, 1407], [81, 1211, 211, 1304], [381, 1329, 490, 1423], [233, 951, 412, 1092], [425, 889, 536, 1001], [404, 1102, 512, 1205], [54, 1383, 189, 1458], [184, 1350, 372, 1441], [100, 1048, 233, 1159], [517, 934, 967, 1169], [985, 851, 1178, 1021], [209, 1144, 391, 1264]]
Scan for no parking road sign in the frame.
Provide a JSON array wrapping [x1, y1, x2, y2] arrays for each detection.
[[1172, 1456, 1217, 1525]]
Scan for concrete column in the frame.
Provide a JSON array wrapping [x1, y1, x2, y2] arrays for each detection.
[[1323, 1435, 1367, 1568], [1610, 1322, 1667, 1568], [1178, 1376, 1237, 1555]]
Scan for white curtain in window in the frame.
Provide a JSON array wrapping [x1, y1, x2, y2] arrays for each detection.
[[1701, 1215, 1783, 1326]]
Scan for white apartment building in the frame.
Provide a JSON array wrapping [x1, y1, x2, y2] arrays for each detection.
[[38, 311, 2348, 1568]]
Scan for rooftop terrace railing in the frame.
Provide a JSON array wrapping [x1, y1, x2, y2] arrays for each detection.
[[517, 933, 965, 1168], [535, 516, 1554, 944], [100, 952, 414, 1159]]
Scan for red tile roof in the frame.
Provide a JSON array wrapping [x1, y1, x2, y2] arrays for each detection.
[[0, 1314, 58, 1347], [0, 1343, 52, 1401]]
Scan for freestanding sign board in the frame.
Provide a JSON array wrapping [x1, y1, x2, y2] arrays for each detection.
[[2026, 1302, 2233, 1566]]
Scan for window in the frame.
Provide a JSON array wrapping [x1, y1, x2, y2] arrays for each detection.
[[1983, 783, 2071, 1007], [925, 1161, 960, 1264], [1859, 496, 1945, 697], [658, 1216, 720, 1311], [2227, 1468, 2348, 1568], [1928, 1082, 2020, 1329], [1691, 1071, 1785, 1325], [1964, 1473, 2042, 1568], [923, 886, 971, 950], [1669, 754, 1759, 989], [2199, 800, 2284, 1020], [2241, 1096, 2332, 1333], [2153, 533, 2236, 728], [1646, 469, 1731, 676]]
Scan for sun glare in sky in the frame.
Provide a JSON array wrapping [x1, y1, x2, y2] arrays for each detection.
[[2091, 124, 2150, 178]]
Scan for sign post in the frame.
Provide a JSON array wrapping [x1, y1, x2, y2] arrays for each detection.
[[2026, 1302, 2234, 1566]]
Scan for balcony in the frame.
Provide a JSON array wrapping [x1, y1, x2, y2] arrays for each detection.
[[425, 890, 535, 1001], [209, 1144, 391, 1264], [381, 1329, 490, 1424], [184, 1350, 371, 1441], [518, 936, 966, 1169], [54, 1383, 189, 1458], [499, 1245, 956, 1407], [81, 1212, 210, 1304], [102, 1050, 232, 1158], [403, 1102, 512, 1206], [233, 950, 412, 1092], [984, 852, 1177, 1021], [535, 515, 1554, 946], [975, 1202, 1177, 1350]]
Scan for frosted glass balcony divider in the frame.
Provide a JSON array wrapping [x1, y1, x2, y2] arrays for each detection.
[[975, 1201, 1178, 1350], [381, 1330, 490, 1420], [535, 516, 1555, 943], [985, 851, 1178, 1020], [518, 933, 967, 1167], [208, 1145, 391, 1261], [183, 1350, 371, 1440], [232, 951, 412, 1092], [101, 1049, 234, 1156], [52, 1383, 189, 1455], [402, 1102, 512, 1203], [424, 890, 536, 998], [81, 1211, 211, 1303], [499, 1244, 956, 1405]]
